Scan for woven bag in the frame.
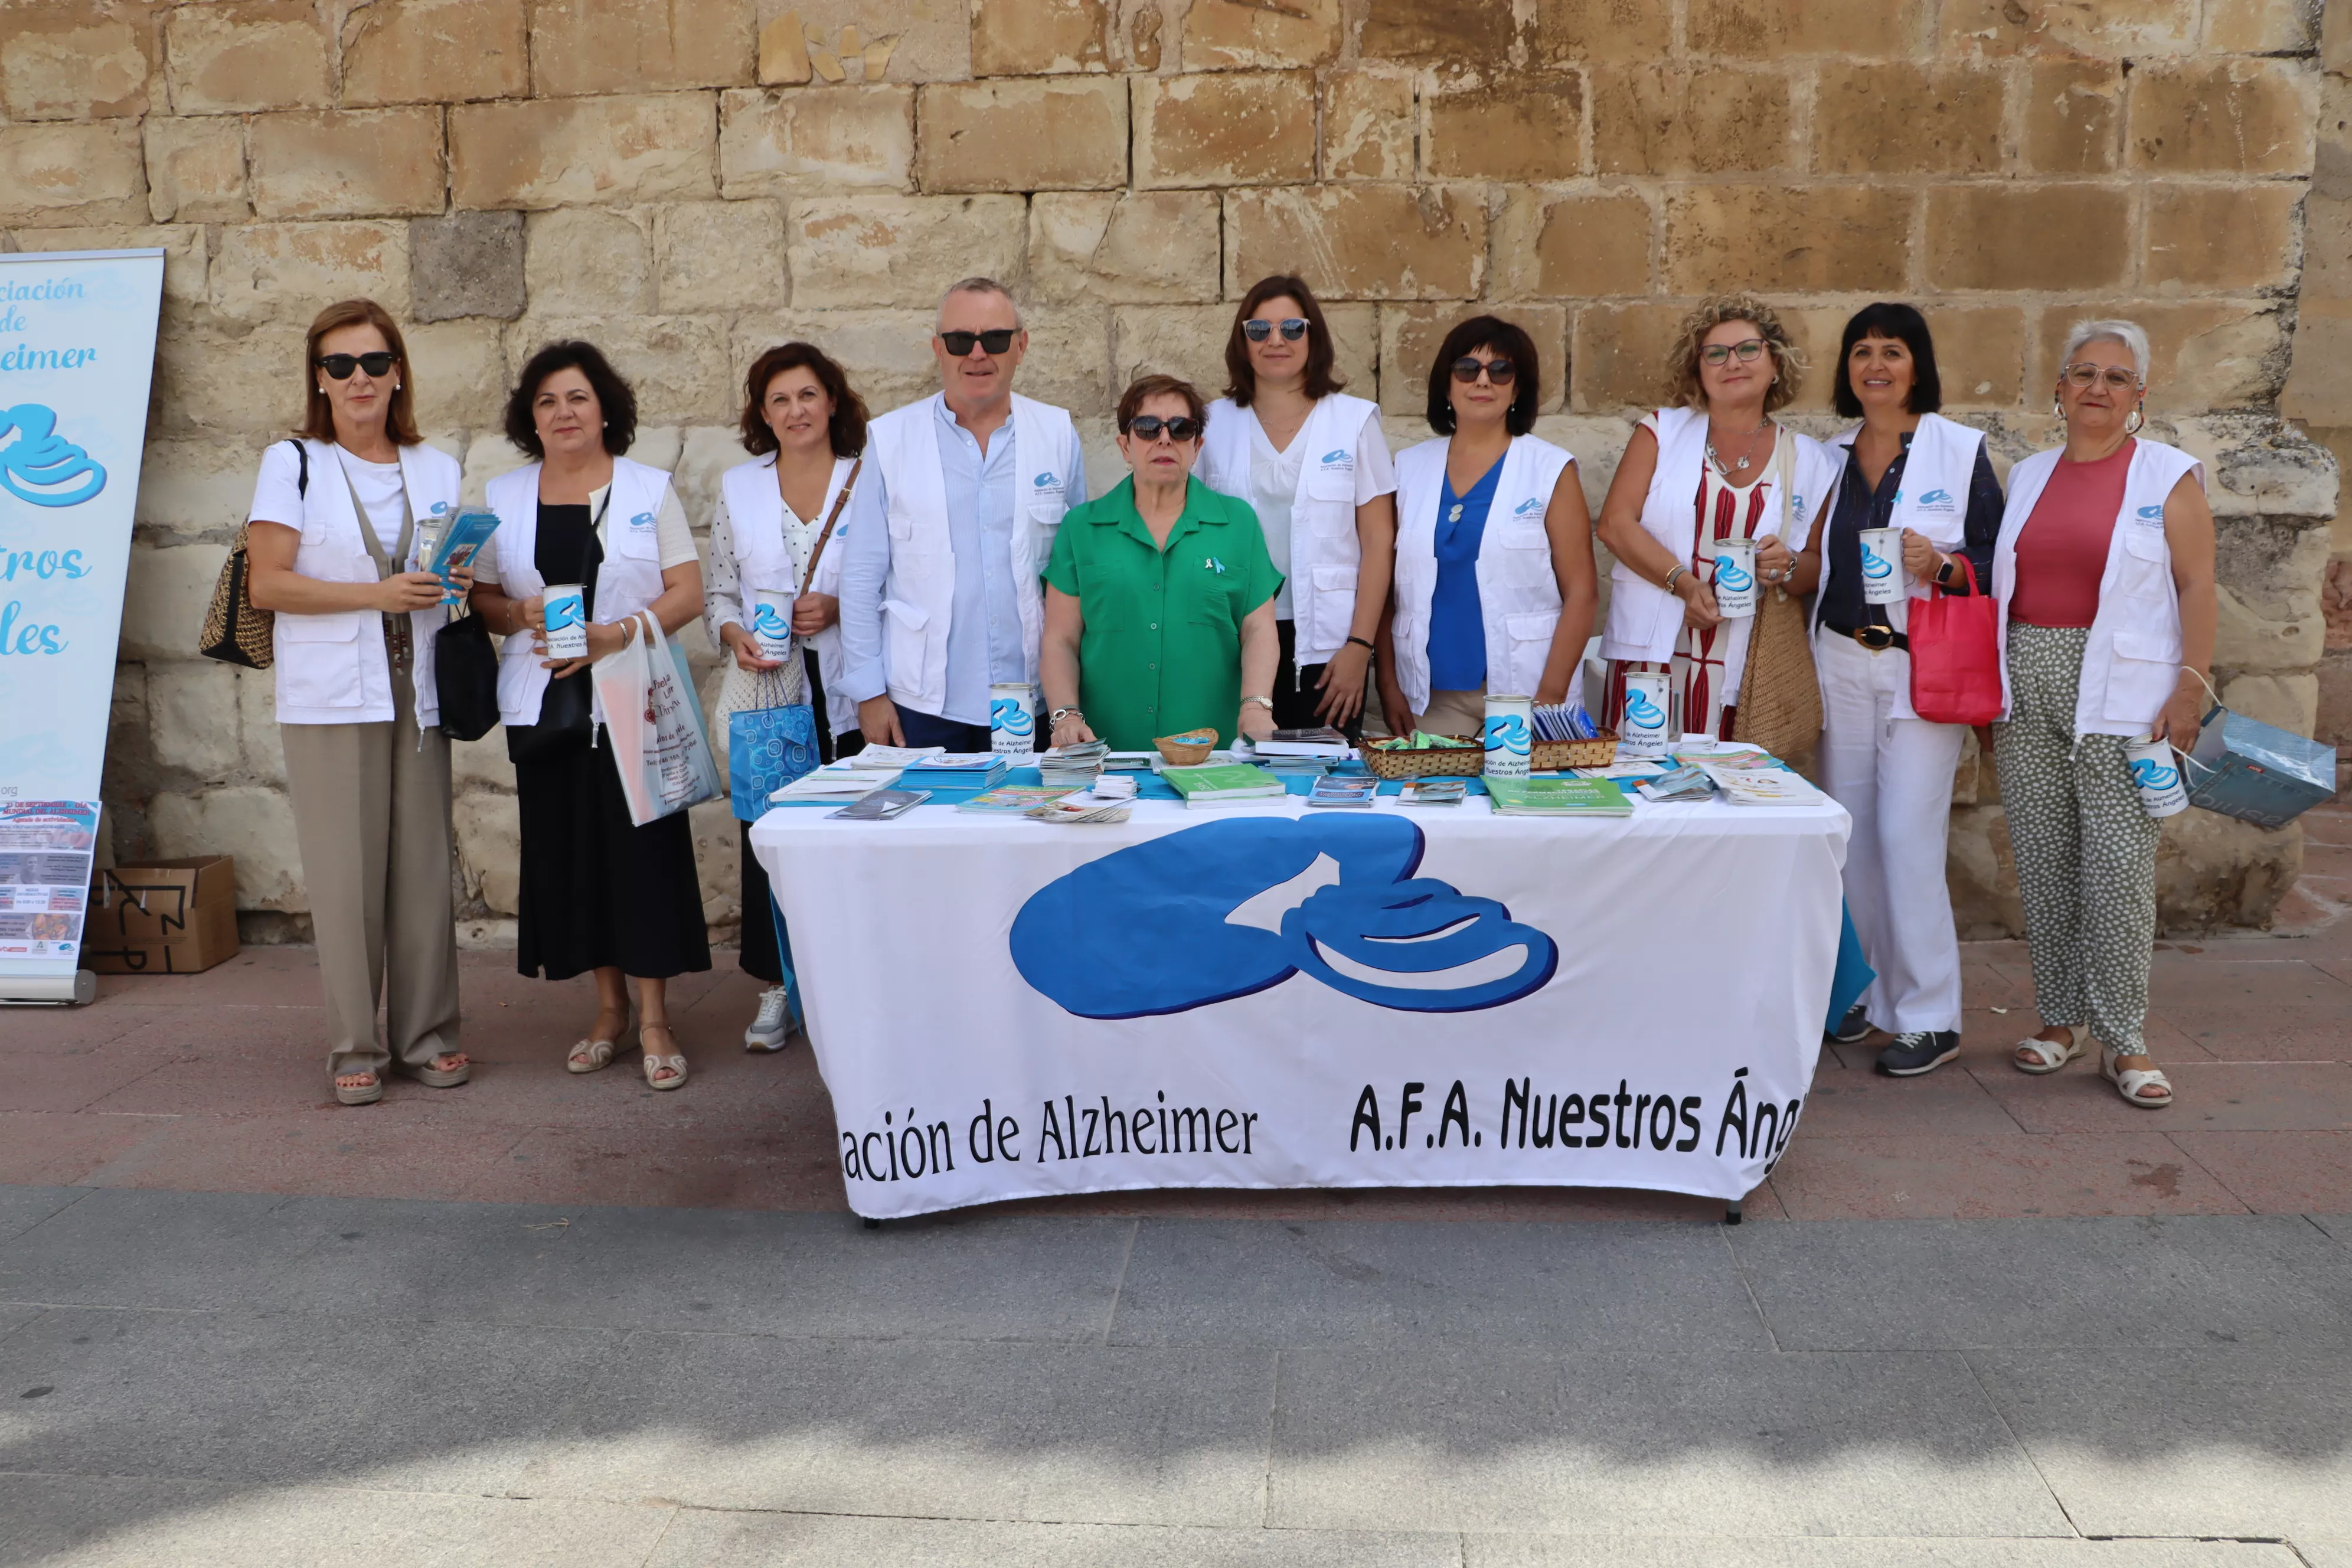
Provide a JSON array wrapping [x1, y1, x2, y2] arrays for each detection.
[[1730, 430, 1822, 766], [200, 439, 305, 669]]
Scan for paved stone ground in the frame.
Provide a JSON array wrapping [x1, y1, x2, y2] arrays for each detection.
[[0, 798, 2345, 1563]]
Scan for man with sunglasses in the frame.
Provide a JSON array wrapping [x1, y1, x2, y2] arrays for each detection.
[[837, 277, 1088, 750]]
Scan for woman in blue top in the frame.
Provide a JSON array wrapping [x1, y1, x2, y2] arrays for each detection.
[[1377, 316, 1598, 739]]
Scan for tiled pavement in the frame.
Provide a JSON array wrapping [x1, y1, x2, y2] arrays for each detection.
[[3, 800, 2346, 1224]]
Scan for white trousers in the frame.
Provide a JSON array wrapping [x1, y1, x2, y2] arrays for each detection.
[[1814, 631, 1965, 1034]]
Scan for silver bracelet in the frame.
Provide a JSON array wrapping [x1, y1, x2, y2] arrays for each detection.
[[1663, 564, 1688, 594]]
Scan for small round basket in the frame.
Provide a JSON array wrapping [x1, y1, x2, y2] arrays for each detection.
[[1154, 728, 1218, 766]]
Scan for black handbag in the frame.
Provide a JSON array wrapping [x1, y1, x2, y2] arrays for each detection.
[[504, 496, 605, 765], [434, 607, 501, 743]]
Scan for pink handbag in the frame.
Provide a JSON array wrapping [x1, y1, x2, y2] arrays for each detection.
[[1907, 558, 2003, 725]]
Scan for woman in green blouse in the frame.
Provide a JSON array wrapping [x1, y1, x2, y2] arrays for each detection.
[[1042, 375, 1281, 752]]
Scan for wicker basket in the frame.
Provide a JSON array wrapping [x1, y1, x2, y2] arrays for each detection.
[[1363, 730, 1620, 779], [1155, 728, 1217, 766]]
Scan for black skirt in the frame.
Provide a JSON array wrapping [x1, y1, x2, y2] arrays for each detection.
[[515, 720, 711, 982]]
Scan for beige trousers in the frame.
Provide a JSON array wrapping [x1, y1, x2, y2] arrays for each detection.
[[280, 669, 462, 1079], [1411, 687, 1488, 739]]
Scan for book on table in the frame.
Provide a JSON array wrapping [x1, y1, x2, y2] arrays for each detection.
[[1249, 726, 1352, 758], [1161, 762, 1286, 806], [1305, 776, 1380, 809], [1397, 779, 1468, 807], [1698, 766, 1827, 806], [897, 753, 1010, 791], [1484, 776, 1634, 817]]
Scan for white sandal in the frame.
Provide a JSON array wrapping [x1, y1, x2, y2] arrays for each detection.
[[2013, 1024, 2088, 1074], [568, 1010, 632, 1074], [2102, 1046, 2174, 1108], [641, 1023, 688, 1091]]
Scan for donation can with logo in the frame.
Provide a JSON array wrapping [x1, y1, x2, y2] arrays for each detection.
[[990, 682, 1036, 755], [2125, 735, 2190, 818], [1712, 538, 1759, 619], [749, 588, 796, 662], [1858, 527, 1905, 606], [1619, 669, 1672, 761], [1483, 694, 1533, 778], [542, 583, 589, 659]]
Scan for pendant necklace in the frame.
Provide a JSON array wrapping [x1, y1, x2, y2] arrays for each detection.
[[1706, 417, 1772, 477]]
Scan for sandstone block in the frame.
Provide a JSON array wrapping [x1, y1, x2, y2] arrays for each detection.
[[1380, 303, 1569, 417], [1946, 805, 2023, 940], [972, 0, 1108, 74], [1226, 185, 1487, 301], [1665, 185, 1910, 294], [1688, 0, 1923, 56], [1533, 0, 1672, 63], [0, 122, 145, 227], [133, 440, 263, 539], [1028, 190, 1222, 304], [1925, 185, 2132, 292], [453, 790, 521, 914], [120, 543, 229, 661], [2281, 306, 2352, 429], [151, 324, 307, 436], [1003, 306, 1113, 417], [211, 221, 410, 325], [1491, 190, 1651, 299], [11, 226, 207, 313], [1590, 65, 1792, 177], [1182, 0, 1339, 70], [531, 0, 754, 98], [667, 425, 750, 527], [2214, 577, 2327, 675], [1942, 0, 2194, 56], [757, 11, 810, 83], [1925, 305, 2027, 407], [719, 86, 913, 195], [249, 109, 446, 221], [1133, 71, 1315, 189], [1323, 71, 1415, 182], [149, 786, 305, 912], [774, 0, 972, 86], [0, 6, 151, 120], [2219, 672, 2320, 739], [451, 733, 517, 791], [2321, 643, 2352, 749], [1570, 302, 1685, 412], [164, 1, 329, 115], [1770, 306, 1878, 413], [525, 207, 655, 313], [458, 432, 534, 506], [1112, 302, 1377, 409], [2327, 0, 2352, 75], [235, 667, 286, 786], [2205, 0, 2317, 52], [917, 79, 1128, 193], [2033, 302, 2286, 413], [143, 117, 248, 224], [2155, 808, 2299, 933], [2023, 61, 2122, 175], [342, 0, 528, 107], [786, 194, 1026, 309], [2145, 186, 2300, 294], [1425, 74, 1583, 183], [1360, 0, 1513, 60], [506, 314, 735, 426], [658, 200, 788, 313], [690, 798, 740, 928], [406, 320, 511, 429], [730, 308, 941, 417], [410, 210, 525, 323], [2128, 60, 2318, 175], [2174, 414, 2341, 521], [148, 662, 244, 783], [451, 94, 717, 211], [1813, 64, 2001, 175]]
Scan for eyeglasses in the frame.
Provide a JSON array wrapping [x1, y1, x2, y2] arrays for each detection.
[[316, 352, 397, 380], [1700, 339, 1769, 367], [1126, 414, 1203, 442], [939, 329, 1017, 357], [1451, 357, 1516, 385], [1242, 318, 1309, 343], [2062, 363, 2140, 391]]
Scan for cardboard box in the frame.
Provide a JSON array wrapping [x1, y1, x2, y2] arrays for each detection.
[[81, 856, 241, 975]]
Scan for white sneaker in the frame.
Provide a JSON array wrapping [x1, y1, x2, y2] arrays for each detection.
[[744, 985, 794, 1051]]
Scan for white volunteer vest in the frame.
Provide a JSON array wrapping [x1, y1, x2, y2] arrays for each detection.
[[1600, 406, 1839, 668], [484, 455, 675, 727], [719, 452, 859, 736], [1388, 433, 1577, 716], [1196, 392, 1380, 664], [268, 437, 461, 728], [865, 391, 1079, 716], [1992, 437, 2204, 738]]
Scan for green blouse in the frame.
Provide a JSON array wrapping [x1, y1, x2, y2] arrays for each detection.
[[1043, 476, 1282, 752]]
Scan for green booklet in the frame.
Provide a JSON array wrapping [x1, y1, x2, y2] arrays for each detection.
[[1485, 776, 1633, 817], [1162, 763, 1285, 801]]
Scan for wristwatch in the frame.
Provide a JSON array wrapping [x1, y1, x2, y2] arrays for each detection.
[[1242, 695, 1275, 711]]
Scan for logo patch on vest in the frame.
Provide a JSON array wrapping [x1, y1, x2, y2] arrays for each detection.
[[1319, 449, 1352, 468], [1033, 471, 1060, 489], [1916, 487, 1956, 513], [430, 500, 450, 515], [1512, 496, 1545, 516], [2135, 504, 2165, 521], [628, 511, 656, 530]]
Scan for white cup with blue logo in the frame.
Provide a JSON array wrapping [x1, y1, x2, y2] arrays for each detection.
[[541, 583, 588, 659], [1858, 526, 1905, 605], [749, 589, 796, 662], [1483, 694, 1533, 778], [1618, 669, 1672, 760], [2125, 734, 2189, 818], [1712, 537, 1758, 618], [991, 682, 1036, 756]]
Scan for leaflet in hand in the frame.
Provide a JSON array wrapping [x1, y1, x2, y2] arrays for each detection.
[[427, 511, 499, 603]]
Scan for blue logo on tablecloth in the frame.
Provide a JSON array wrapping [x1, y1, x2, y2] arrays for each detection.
[[1011, 815, 1557, 1019], [1623, 690, 1665, 731], [1484, 714, 1530, 756]]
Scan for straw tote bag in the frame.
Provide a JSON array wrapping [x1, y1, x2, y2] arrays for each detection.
[[1730, 430, 1823, 765]]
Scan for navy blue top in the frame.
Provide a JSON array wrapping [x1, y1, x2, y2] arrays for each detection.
[[1425, 458, 1504, 693], [1820, 433, 2003, 630]]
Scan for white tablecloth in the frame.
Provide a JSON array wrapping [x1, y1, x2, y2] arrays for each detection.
[[752, 791, 1851, 1219]]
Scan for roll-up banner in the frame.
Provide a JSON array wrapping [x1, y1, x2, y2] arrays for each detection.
[[0, 249, 165, 1004]]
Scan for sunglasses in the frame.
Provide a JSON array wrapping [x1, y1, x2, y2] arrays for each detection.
[[1701, 339, 1769, 367], [316, 352, 397, 380], [2062, 363, 2139, 391], [1125, 414, 1203, 442], [1451, 357, 1516, 385], [1242, 318, 1309, 343], [939, 329, 1017, 357]]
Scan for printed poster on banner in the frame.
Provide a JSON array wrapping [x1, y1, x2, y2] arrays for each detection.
[[0, 249, 166, 1001], [0, 801, 99, 970]]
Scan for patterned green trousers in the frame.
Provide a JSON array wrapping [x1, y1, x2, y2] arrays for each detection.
[[1992, 622, 2161, 1054]]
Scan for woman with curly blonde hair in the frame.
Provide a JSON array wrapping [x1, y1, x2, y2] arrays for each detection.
[[1595, 295, 1841, 740]]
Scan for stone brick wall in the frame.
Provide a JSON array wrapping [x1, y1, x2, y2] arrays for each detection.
[[4, 0, 2337, 941]]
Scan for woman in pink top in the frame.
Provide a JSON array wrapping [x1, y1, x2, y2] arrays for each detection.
[[1990, 320, 2219, 1109]]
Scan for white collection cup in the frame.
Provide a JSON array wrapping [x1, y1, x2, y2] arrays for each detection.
[[990, 682, 1036, 755], [2125, 735, 2190, 818], [1618, 670, 1672, 761], [1858, 527, 1906, 606], [1483, 694, 1533, 779], [541, 583, 589, 659], [1711, 538, 1759, 619], [749, 589, 796, 662]]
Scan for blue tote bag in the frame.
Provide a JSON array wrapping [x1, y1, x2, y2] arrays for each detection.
[[730, 685, 821, 820]]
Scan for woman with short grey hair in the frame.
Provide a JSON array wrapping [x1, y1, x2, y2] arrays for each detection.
[[1994, 319, 2217, 1109]]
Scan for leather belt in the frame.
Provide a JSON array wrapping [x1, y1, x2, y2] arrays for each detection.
[[1822, 621, 1908, 653]]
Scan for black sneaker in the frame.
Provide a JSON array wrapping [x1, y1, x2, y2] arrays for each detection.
[[1827, 1003, 1872, 1045], [1876, 1030, 1959, 1077]]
